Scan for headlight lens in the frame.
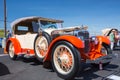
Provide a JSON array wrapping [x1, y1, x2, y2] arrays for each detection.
[[90, 36, 98, 45]]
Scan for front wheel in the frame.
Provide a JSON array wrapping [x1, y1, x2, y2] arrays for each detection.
[[8, 42, 17, 60], [51, 41, 81, 80]]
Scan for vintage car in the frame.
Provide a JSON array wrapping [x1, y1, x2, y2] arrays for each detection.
[[102, 28, 120, 48], [5, 16, 63, 59], [6, 16, 114, 80]]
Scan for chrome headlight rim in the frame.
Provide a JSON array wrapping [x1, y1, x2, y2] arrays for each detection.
[[90, 36, 99, 45]]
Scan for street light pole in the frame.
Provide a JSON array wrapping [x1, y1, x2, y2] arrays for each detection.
[[4, 0, 7, 37]]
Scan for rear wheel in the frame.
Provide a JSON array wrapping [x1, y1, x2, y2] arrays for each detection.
[[51, 41, 81, 80], [34, 32, 51, 62], [8, 42, 17, 60]]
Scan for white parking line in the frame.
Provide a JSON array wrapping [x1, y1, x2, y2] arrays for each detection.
[[0, 54, 8, 57], [107, 75, 120, 80]]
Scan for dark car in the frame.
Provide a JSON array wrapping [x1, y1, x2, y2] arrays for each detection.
[[0, 38, 3, 48]]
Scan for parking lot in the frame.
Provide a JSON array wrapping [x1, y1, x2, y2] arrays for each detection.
[[0, 48, 120, 80]]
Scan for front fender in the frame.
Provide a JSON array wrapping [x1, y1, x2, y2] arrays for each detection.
[[6, 38, 21, 54], [88, 36, 111, 60], [96, 36, 110, 45], [44, 35, 84, 62]]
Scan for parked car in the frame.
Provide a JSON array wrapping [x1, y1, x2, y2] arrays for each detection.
[[0, 38, 3, 48], [102, 28, 120, 48], [5, 16, 63, 59], [6, 16, 114, 80]]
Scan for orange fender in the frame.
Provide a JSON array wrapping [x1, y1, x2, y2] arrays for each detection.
[[44, 35, 84, 62], [88, 36, 110, 60], [6, 38, 21, 54], [96, 36, 110, 45]]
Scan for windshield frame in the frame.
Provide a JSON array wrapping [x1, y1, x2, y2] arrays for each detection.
[[38, 19, 63, 30]]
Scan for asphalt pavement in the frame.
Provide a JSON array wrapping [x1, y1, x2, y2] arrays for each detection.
[[0, 48, 120, 80]]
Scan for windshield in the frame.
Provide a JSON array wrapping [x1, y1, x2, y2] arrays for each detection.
[[40, 21, 62, 29]]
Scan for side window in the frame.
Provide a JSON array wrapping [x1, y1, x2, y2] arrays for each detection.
[[18, 26, 29, 31], [15, 26, 29, 34]]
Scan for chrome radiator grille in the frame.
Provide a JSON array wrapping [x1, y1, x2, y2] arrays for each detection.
[[78, 31, 90, 53]]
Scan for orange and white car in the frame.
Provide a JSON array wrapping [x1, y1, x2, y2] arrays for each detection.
[[5, 16, 63, 59], [6, 16, 115, 80]]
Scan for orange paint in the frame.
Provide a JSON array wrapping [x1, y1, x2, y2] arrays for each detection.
[[96, 36, 110, 45], [88, 36, 109, 60], [21, 48, 34, 54], [44, 35, 110, 62], [6, 38, 35, 55], [44, 35, 84, 62], [6, 38, 21, 55]]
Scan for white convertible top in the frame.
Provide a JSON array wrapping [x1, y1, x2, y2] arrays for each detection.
[[102, 28, 111, 36], [102, 28, 118, 36], [11, 16, 63, 27]]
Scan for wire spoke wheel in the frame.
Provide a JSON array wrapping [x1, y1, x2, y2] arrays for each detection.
[[8, 42, 17, 60], [53, 45, 74, 74], [35, 36, 48, 58], [9, 43, 14, 58], [34, 32, 51, 62], [52, 41, 81, 80]]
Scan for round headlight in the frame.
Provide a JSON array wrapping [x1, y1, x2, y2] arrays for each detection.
[[90, 36, 98, 45], [91, 36, 96, 41]]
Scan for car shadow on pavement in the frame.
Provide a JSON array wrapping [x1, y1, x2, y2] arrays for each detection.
[[0, 62, 10, 76], [74, 63, 119, 80], [16, 57, 43, 66]]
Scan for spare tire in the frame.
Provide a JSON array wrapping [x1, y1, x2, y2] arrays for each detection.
[[34, 32, 51, 62]]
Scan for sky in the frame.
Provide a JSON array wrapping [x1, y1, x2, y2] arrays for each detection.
[[0, 0, 120, 35]]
